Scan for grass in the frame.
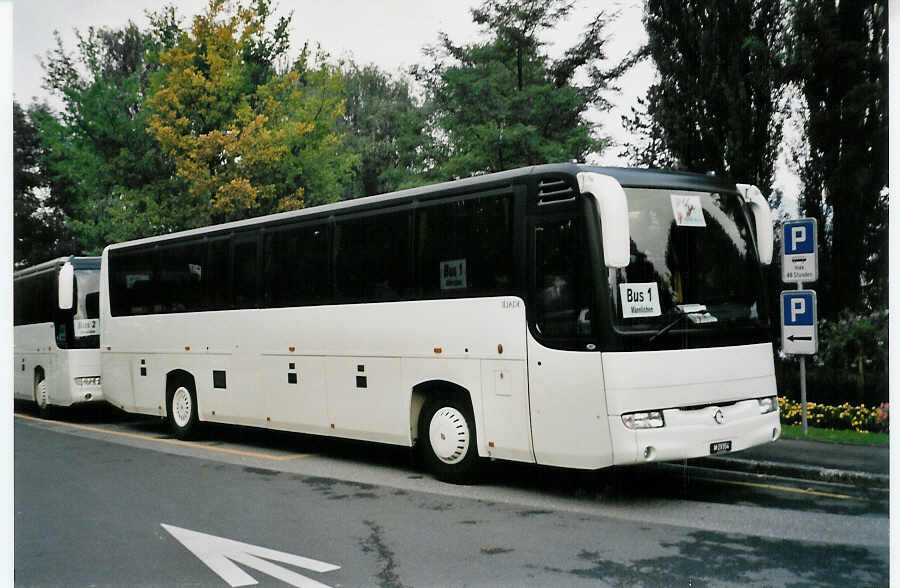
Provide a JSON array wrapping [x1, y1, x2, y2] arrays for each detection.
[[780, 423, 889, 446]]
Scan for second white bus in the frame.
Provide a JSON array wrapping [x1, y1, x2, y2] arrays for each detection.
[[14, 257, 104, 416], [99, 164, 780, 481]]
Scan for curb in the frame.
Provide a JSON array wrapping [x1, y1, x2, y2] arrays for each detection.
[[691, 456, 890, 489]]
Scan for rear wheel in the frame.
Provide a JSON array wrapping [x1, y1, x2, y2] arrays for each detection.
[[34, 378, 51, 419], [167, 381, 198, 439], [418, 395, 480, 483]]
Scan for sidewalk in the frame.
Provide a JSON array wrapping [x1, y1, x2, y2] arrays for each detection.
[[691, 437, 890, 488]]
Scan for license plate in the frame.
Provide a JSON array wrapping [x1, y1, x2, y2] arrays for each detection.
[[710, 441, 732, 454]]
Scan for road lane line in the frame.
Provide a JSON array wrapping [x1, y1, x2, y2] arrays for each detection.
[[14, 413, 312, 462], [696, 476, 887, 504]]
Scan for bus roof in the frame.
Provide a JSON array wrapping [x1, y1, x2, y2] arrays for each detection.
[[14, 256, 101, 279], [104, 163, 741, 252]]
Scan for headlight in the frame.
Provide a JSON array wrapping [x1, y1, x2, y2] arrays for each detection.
[[622, 410, 665, 429], [758, 397, 777, 414], [74, 376, 101, 386]]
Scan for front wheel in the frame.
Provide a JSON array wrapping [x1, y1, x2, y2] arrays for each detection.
[[418, 396, 480, 483], [167, 383, 198, 440]]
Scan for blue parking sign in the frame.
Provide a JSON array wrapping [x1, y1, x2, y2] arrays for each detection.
[[783, 219, 815, 254], [782, 291, 814, 326], [780, 290, 818, 354], [782, 218, 818, 282]]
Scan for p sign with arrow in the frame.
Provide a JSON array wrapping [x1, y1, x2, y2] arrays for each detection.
[[780, 290, 818, 355]]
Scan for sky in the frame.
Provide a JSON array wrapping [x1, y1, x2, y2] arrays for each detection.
[[11, 0, 798, 204]]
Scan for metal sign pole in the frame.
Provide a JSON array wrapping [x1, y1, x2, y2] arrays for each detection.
[[798, 280, 807, 436], [782, 218, 817, 439], [800, 357, 807, 435]]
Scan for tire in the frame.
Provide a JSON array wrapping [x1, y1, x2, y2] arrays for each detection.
[[34, 378, 52, 419], [167, 380, 198, 440], [418, 395, 480, 483]]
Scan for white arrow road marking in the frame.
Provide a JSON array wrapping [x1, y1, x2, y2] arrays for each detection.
[[161, 523, 340, 588]]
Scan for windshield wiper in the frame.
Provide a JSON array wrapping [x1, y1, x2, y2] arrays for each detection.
[[648, 304, 708, 343]]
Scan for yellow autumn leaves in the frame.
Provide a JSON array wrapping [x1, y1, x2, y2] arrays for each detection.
[[146, 0, 351, 221]]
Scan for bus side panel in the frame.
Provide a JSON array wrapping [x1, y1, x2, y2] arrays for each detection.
[[101, 353, 136, 412], [479, 359, 533, 463], [527, 333, 612, 469], [325, 356, 407, 445], [262, 355, 330, 436], [13, 323, 55, 402]]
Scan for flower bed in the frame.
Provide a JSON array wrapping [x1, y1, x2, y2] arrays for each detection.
[[778, 397, 889, 433]]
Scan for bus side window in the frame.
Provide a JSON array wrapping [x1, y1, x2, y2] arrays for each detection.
[[85, 292, 100, 319], [334, 211, 411, 303], [533, 216, 593, 340], [205, 239, 230, 311], [415, 194, 513, 298], [233, 238, 259, 309]]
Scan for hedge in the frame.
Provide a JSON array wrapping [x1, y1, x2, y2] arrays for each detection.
[[778, 397, 889, 434]]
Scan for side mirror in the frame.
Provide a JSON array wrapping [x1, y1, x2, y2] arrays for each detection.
[[58, 262, 74, 310], [577, 172, 630, 268], [736, 184, 774, 265]]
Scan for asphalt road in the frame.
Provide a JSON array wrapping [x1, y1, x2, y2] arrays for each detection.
[[14, 404, 889, 587]]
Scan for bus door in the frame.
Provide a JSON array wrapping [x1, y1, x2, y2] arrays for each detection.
[[525, 207, 614, 469], [218, 232, 266, 424]]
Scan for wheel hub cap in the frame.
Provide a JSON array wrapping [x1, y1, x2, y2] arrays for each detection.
[[173, 387, 192, 427], [429, 407, 469, 464]]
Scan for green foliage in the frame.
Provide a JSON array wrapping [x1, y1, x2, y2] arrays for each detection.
[[13, 102, 71, 266], [776, 310, 889, 406], [618, 92, 678, 169], [815, 309, 889, 397], [22, 0, 358, 264], [629, 0, 786, 198], [33, 10, 184, 254], [339, 63, 427, 198], [787, 0, 888, 316], [147, 0, 355, 220], [779, 424, 888, 446], [415, 0, 619, 179]]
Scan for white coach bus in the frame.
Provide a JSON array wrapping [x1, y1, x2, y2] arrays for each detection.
[[14, 256, 103, 416], [100, 164, 780, 481]]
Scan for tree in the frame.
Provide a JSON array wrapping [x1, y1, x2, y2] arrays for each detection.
[[13, 101, 70, 266], [339, 63, 427, 198], [34, 9, 184, 253], [147, 0, 355, 221], [618, 92, 678, 169], [416, 0, 623, 179], [630, 0, 787, 197], [788, 0, 888, 316]]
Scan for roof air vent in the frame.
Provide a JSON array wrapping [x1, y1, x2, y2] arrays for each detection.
[[537, 177, 575, 205]]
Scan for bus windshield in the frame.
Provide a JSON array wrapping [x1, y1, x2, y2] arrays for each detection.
[[609, 188, 766, 341], [66, 268, 101, 348]]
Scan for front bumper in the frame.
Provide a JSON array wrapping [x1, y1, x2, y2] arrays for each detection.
[[609, 398, 781, 465], [67, 383, 104, 405]]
